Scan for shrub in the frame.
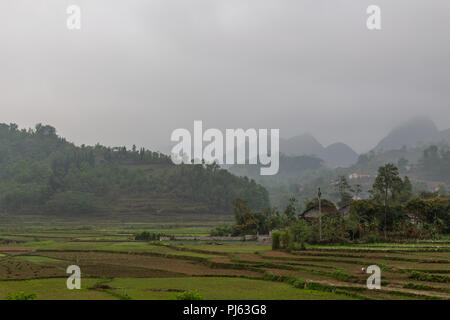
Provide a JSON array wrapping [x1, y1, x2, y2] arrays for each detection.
[[293, 279, 306, 289], [135, 231, 165, 241], [409, 271, 449, 283], [210, 224, 237, 236], [175, 290, 204, 300], [331, 270, 355, 282], [280, 231, 289, 249], [291, 220, 311, 249], [280, 229, 294, 250], [305, 282, 335, 292], [262, 272, 306, 289], [403, 283, 433, 291], [6, 292, 37, 300], [263, 273, 281, 282], [272, 231, 281, 250]]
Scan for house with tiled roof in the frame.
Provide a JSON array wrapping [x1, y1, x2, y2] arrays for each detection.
[[299, 204, 339, 220]]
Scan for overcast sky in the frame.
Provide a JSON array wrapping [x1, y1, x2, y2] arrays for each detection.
[[1, 0, 449, 153]]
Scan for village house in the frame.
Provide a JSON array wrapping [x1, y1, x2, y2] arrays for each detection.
[[348, 173, 371, 180], [426, 181, 447, 192], [404, 213, 422, 227], [299, 204, 339, 220]]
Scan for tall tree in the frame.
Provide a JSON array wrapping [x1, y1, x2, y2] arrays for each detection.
[[284, 197, 298, 224], [372, 163, 402, 239], [335, 175, 353, 208], [398, 176, 413, 202]]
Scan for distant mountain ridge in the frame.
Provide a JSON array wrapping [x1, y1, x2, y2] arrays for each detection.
[[280, 134, 359, 168], [159, 117, 449, 169], [373, 116, 450, 152]]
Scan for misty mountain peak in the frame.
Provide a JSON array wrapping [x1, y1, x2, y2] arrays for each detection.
[[280, 135, 358, 168], [281, 134, 324, 157], [373, 116, 442, 152]]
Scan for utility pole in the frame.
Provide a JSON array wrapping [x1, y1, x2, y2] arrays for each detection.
[[384, 188, 387, 240], [318, 187, 322, 241]]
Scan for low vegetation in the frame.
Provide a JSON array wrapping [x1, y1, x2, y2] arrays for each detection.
[[6, 292, 37, 300], [0, 220, 448, 300], [175, 290, 204, 300]]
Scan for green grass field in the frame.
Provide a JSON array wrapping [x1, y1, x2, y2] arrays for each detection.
[[1, 216, 449, 300], [99, 277, 352, 300]]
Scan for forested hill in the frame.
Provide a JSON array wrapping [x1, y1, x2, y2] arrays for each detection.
[[0, 123, 269, 216]]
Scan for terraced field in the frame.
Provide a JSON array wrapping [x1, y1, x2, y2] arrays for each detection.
[[0, 220, 449, 300]]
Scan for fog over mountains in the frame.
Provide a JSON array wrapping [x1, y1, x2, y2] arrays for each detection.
[[280, 135, 358, 168], [280, 116, 450, 168], [373, 116, 450, 152], [159, 116, 449, 169]]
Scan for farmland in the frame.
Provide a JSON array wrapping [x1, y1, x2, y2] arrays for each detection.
[[0, 215, 449, 300]]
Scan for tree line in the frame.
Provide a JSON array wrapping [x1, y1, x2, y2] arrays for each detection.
[[212, 163, 449, 245], [0, 123, 269, 215]]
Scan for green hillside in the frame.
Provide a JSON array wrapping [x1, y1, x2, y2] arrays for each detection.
[[0, 123, 269, 216]]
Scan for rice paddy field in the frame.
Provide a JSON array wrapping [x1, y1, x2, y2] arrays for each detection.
[[0, 215, 449, 300]]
